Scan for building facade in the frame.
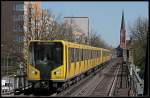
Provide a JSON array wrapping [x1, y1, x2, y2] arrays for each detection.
[[64, 17, 89, 44], [1, 1, 41, 66]]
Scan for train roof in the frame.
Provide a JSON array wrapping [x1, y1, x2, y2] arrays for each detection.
[[29, 40, 110, 52]]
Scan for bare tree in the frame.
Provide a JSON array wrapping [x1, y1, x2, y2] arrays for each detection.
[[23, 4, 76, 63], [23, 4, 57, 64], [89, 30, 110, 49], [128, 16, 148, 78]]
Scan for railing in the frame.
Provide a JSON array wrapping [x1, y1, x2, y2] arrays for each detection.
[[1, 74, 32, 95], [1, 63, 30, 96], [127, 62, 144, 96]]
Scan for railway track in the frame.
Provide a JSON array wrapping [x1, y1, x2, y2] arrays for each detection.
[[113, 62, 129, 96], [89, 63, 120, 96], [2, 58, 122, 97], [54, 58, 120, 97]]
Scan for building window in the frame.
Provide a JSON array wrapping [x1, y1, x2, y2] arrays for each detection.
[[19, 15, 24, 20], [13, 25, 16, 32], [15, 35, 24, 43], [13, 15, 24, 21], [16, 45, 22, 53], [15, 35, 19, 43], [16, 4, 24, 11], [13, 25, 24, 32], [19, 25, 24, 32]]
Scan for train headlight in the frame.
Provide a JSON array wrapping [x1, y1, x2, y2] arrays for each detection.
[[54, 70, 62, 75], [32, 71, 37, 74], [32, 71, 35, 74]]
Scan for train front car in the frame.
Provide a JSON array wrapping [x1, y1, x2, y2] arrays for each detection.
[[27, 40, 65, 90]]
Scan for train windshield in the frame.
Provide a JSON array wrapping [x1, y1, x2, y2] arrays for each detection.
[[29, 42, 63, 68]]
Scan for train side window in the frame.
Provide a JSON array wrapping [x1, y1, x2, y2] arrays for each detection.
[[74, 48, 75, 62], [91, 50, 93, 59], [92, 50, 94, 58], [79, 49, 81, 61], [76, 48, 78, 61], [86, 49, 87, 59], [92, 50, 94, 59], [80, 49, 82, 61], [95, 50, 96, 58], [83, 49, 85, 60], [93, 50, 94, 58], [81, 49, 83, 61], [75, 48, 78, 62], [94, 50, 95, 58], [94, 50, 96, 58], [88, 49, 89, 59], [90, 50, 92, 59], [69, 48, 72, 63], [91, 50, 92, 59], [91, 50, 93, 58], [103, 51, 104, 56], [96, 50, 98, 58], [84, 49, 86, 60], [99, 51, 101, 57], [96, 50, 97, 58], [104, 51, 106, 56], [74, 48, 76, 62], [71, 48, 74, 62], [88, 50, 89, 59], [89, 50, 91, 59], [97, 51, 99, 57], [87, 49, 89, 59], [78, 49, 80, 61], [85, 49, 87, 60], [86, 49, 88, 60], [85, 49, 86, 60], [77, 48, 79, 61], [100, 50, 102, 56], [95, 50, 98, 58]]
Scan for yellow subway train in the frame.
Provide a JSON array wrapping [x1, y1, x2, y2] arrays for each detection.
[[27, 40, 111, 90]]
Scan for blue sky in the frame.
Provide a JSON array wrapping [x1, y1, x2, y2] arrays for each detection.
[[42, 1, 148, 48]]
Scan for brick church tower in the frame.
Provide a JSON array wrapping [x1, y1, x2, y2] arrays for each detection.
[[120, 11, 126, 48]]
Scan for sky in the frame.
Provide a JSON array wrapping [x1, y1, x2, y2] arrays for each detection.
[[42, 1, 148, 48]]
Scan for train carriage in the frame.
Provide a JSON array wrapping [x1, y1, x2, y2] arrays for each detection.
[[27, 40, 111, 90]]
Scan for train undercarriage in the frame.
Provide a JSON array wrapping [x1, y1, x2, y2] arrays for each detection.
[[28, 61, 110, 95]]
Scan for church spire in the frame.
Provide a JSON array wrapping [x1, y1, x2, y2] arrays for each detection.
[[120, 10, 126, 48], [121, 10, 125, 30]]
